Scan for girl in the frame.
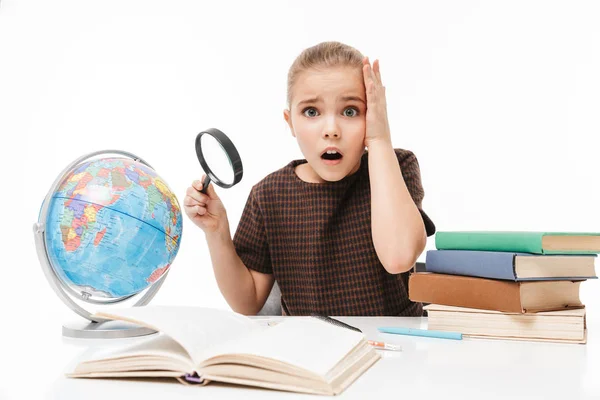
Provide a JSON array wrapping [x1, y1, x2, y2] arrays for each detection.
[[184, 41, 435, 316]]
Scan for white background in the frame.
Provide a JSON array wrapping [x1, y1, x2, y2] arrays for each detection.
[[1, 1, 599, 398]]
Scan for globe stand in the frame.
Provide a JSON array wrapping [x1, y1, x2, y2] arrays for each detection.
[[34, 150, 174, 339], [62, 320, 156, 339]]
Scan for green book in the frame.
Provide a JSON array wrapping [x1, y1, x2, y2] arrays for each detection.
[[435, 231, 600, 254]]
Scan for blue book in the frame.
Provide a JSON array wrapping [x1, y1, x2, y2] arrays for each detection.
[[425, 250, 597, 281]]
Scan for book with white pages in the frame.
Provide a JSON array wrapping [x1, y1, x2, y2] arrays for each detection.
[[67, 306, 380, 396], [424, 304, 587, 344]]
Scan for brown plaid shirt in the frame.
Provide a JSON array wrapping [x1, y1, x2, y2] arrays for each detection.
[[233, 149, 435, 316]]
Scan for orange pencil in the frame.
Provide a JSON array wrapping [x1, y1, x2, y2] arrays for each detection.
[[367, 340, 402, 351]]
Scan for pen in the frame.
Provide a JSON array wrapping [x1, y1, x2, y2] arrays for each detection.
[[378, 327, 462, 340]]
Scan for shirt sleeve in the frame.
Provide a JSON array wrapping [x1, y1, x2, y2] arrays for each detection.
[[396, 149, 436, 237], [233, 186, 273, 274]]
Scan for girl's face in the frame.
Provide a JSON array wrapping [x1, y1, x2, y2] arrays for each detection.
[[284, 66, 366, 183]]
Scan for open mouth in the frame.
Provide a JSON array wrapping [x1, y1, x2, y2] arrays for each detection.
[[321, 149, 343, 161]]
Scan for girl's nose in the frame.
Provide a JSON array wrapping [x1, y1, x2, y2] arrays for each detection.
[[323, 117, 340, 139]]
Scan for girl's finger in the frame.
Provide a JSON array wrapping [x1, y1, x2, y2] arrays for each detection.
[[188, 205, 205, 216], [186, 186, 209, 203], [192, 180, 203, 191], [362, 63, 372, 89], [362, 56, 372, 79], [368, 59, 378, 84], [373, 59, 382, 84], [192, 175, 208, 192], [183, 196, 197, 207], [184, 196, 206, 208]]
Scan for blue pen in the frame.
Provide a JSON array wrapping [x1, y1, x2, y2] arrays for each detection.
[[378, 327, 462, 340]]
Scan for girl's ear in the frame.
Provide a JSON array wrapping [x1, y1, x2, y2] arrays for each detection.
[[283, 109, 296, 137]]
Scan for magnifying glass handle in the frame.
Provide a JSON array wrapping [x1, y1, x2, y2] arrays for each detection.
[[200, 175, 211, 195]]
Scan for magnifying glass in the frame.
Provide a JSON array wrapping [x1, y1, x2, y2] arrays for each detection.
[[195, 128, 243, 194]]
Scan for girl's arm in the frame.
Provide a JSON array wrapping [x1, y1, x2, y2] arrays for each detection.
[[368, 141, 426, 274], [184, 179, 274, 314], [362, 58, 426, 274], [205, 226, 275, 315]]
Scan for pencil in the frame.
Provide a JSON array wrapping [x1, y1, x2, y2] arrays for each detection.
[[367, 340, 402, 351]]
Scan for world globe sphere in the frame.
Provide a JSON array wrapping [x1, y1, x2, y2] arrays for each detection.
[[38, 156, 183, 304]]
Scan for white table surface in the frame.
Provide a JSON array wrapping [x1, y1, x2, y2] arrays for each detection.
[[7, 316, 600, 399]]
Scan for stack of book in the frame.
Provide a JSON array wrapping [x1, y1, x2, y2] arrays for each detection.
[[409, 231, 599, 343]]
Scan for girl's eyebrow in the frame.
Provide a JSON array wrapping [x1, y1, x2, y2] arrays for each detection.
[[340, 95, 366, 104], [297, 96, 321, 106], [297, 95, 365, 106]]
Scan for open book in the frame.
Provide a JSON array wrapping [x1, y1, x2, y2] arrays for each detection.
[[67, 306, 380, 396]]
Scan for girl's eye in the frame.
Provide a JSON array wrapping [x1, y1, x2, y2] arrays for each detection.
[[302, 107, 319, 117], [343, 107, 359, 117]]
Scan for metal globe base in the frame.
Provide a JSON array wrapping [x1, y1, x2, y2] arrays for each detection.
[[62, 319, 157, 339]]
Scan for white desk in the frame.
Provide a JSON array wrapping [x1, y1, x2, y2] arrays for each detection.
[[14, 316, 600, 399]]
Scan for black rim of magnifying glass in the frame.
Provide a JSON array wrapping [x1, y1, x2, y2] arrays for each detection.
[[195, 128, 243, 193]]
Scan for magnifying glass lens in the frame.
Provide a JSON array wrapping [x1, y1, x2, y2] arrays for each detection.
[[195, 128, 243, 194], [200, 135, 235, 185]]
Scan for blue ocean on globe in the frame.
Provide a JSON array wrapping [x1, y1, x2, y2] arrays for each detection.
[[43, 157, 183, 301]]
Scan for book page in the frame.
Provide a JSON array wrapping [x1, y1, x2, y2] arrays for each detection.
[[71, 333, 194, 375], [198, 318, 365, 377], [80, 332, 189, 361], [93, 306, 264, 365]]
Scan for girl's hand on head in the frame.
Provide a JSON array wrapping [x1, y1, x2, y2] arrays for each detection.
[[183, 176, 228, 234], [362, 57, 392, 148]]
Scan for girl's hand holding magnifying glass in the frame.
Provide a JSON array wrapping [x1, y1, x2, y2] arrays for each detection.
[[184, 175, 228, 234]]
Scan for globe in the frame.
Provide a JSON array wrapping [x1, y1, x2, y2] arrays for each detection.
[[34, 151, 183, 339], [38, 154, 183, 305]]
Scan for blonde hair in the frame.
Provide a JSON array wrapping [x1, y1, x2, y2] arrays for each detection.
[[286, 41, 364, 107]]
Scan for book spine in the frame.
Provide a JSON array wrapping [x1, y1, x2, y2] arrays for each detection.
[[409, 273, 525, 313], [425, 250, 518, 280], [435, 231, 544, 253]]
